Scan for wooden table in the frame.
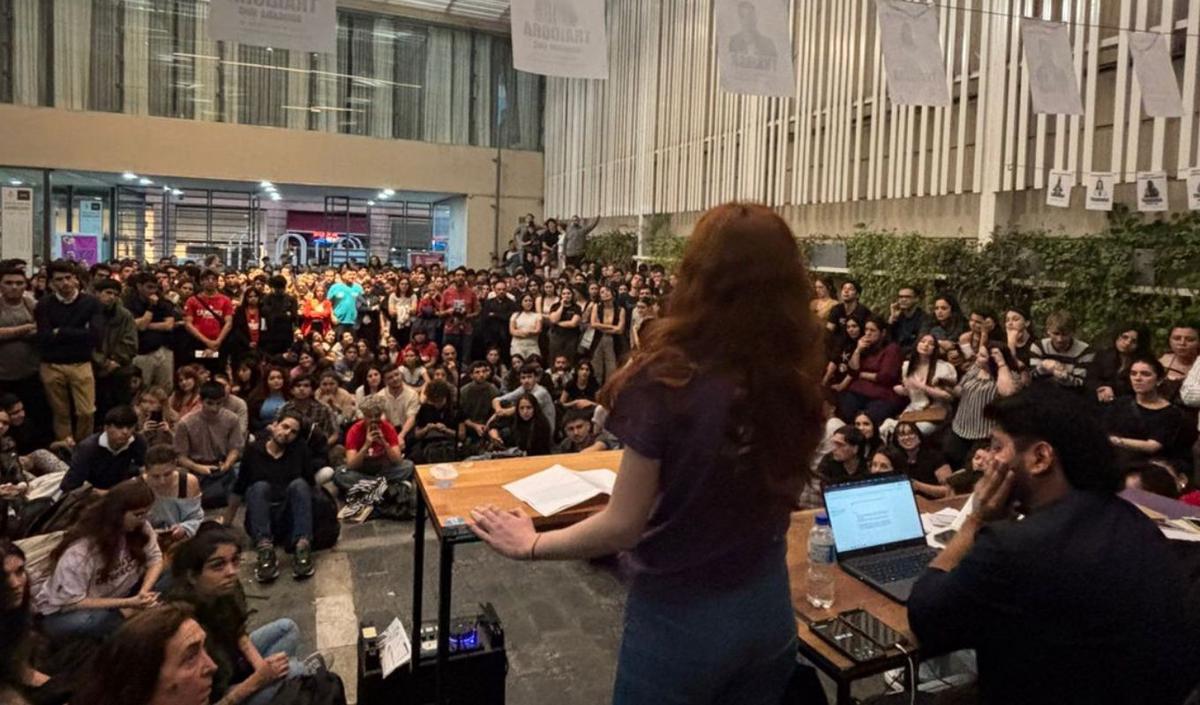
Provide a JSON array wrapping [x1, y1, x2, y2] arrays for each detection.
[[410, 450, 623, 704], [788, 496, 967, 704]]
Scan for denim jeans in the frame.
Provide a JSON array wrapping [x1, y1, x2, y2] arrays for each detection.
[[245, 618, 305, 705], [333, 461, 413, 493], [244, 479, 313, 548], [41, 607, 124, 643], [612, 542, 797, 705], [200, 463, 239, 510]]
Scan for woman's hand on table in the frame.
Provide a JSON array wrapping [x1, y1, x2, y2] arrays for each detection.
[[467, 504, 538, 560]]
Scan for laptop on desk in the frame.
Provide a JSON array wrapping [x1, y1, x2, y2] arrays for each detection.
[[822, 473, 939, 604]]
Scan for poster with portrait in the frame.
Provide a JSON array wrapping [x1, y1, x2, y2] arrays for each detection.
[[715, 0, 795, 97], [1186, 168, 1200, 211], [1137, 171, 1169, 212], [511, 0, 609, 79], [52, 233, 99, 266], [876, 0, 950, 106], [1129, 32, 1183, 118], [1046, 170, 1074, 208], [1, 187, 34, 264], [1084, 172, 1115, 212], [1022, 18, 1083, 116]]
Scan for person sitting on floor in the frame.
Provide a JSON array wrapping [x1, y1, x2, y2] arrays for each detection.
[[59, 405, 146, 494], [908, 386, 1196, 705], [410, 381, 458, 463], [167, 525, 308, 704], [816, 426, 866, 484], [173, 382, 243, 509], [335, 396, 412, 494], [459, 361, 500, 453], [486, 393, 553, 457], [491, 363, 556, 430], [34, 478, 163, 643], [555, 408, 621, 454], [141, 443, 203, 552], [225, 412, 316, 583]]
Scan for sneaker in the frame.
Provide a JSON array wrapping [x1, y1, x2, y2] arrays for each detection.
[[301, 651, 334, 676], [255, 545, 279, 584], [293, 543, 316, 580]]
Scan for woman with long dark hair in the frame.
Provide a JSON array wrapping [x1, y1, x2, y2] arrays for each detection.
[[589, 285, 626, 385], [547, 287, 583, 365], [926, 293, 966, 354], [487, 394, 553, 456], [839, 316, 904, 425], [467, 203, 826, 703], [168, 366, 203, 421], [881, 332, 957, 441], [1086, 323, 1151, 404], [225, 288, 262, 362], [246, 367, 290, 433], [2, 540, 48, 699], [35, 478, 162, 642]]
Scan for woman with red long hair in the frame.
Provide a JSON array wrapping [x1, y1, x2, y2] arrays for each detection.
[[467, 203, 826, 704]]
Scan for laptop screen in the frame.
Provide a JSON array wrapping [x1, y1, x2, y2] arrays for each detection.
[[823, 474, 925, 554]]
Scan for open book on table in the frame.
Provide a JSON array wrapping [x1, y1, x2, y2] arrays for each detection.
[[502, 464, 617, 517]]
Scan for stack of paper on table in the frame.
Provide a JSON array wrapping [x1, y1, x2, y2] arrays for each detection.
[[502, 464, 617, 516]]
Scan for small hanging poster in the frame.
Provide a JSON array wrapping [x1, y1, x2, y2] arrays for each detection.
[[1136, 171, 1169, 212], [1084, 172, 1115, 212], [1046, 170, 1073, 208], [1186, 168, 1200, 211]]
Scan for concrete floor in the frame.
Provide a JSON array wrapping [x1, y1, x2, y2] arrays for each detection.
[[241, 518, 895, 705]]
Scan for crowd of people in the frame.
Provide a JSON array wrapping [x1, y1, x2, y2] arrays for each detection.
[[2, 206, 1200, 705]]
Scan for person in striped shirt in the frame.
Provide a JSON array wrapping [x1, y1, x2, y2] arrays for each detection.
[[1029, 311, 1094, 393]]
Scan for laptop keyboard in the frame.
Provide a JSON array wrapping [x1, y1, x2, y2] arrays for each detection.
[[853, 548, 938, 584]]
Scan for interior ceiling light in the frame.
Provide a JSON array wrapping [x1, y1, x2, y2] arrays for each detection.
[[367, 200, 375, 206], [260, 180, 273, 188], [122, 172, 138, 180], [382, 188, 395, 196], [8, 179, 22, 186], [172, 189, 183, 196], [162, 185, 171, 191], [139, 178, 153, 186], [270, 193, 282, 201]]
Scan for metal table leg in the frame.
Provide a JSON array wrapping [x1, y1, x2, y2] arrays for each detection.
[[410, 489, 425, 676], [836, 679, 852, 705], [435, 540, 455, 704]]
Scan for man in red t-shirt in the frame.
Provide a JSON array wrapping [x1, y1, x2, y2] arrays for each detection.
[[438, 268, 479, 364], [334, 395, 414, 495], [401, 329, 439, 367], [183, 269, 235, 374]]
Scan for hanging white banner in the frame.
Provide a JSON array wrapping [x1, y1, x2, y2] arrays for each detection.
[[208, 0, 336, 54], [1084, 172, 1115, 212], [875, 0, 950, 106], [510, 0, 609, 80], [1137, 171, 1169, 212], [1046, 170, 1074, 208], [0, 187, 34, 265], [1129, 32, 1183, 119], [1186, 168, 1200, 211], [1021, 19, 1083, 116], [715, 0, 795, 97]]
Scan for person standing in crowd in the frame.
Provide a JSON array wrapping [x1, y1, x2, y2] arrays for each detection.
[[257, 275, 297, 357], [439, 267, 480, 363], [125, 272, 177, 393], [887, 285, 927, 352], [326, 270, 363, 338], [908, 387, 1195, 705], [182, 269, 234, 375], [481, 280, 519, 355], [589, 285, 625, 385], [228, 412, 317, 582], [387, 277, 416, 349], [60, 405, 146, 493], [810, 276, 838, 322], [563, 215, 600, 268], [0, 265, 45, 439], [509, 293, 543, 360], [36, 261, 101, 443], [467, 203, 826, 704], [92, 278, 139, 419], [1030, 310, 1093, 392], [35, 478, 163, 642], [826, 279, 871, 335]]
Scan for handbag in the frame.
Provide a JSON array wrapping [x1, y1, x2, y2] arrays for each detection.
[[898, 406, 948, 424], [578, 328, 597, 355]]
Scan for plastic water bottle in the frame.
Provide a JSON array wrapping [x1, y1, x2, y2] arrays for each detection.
[[806, 511, 836, 609]]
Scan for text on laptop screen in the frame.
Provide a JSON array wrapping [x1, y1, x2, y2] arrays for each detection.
[[824, 476, 925, 553]]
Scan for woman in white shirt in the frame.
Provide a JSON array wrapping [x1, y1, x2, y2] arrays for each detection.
[[881, 333, 957, 442], [35, 478, 163, 642], [388, 278, 416, 348], [510, 293, 543, 358]]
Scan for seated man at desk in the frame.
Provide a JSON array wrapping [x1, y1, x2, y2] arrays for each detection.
[[908, 387, 1196, 705]]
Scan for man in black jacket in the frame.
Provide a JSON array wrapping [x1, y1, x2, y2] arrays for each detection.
[[908, 387, 1196, 705], [259, 275, 297, 356], [227, 411, 316, 583], [59, 405, 146, 493], [36, 261, 101, 441]]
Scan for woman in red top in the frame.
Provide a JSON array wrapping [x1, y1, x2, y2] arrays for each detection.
[[226, 288, 262, 362], [839, 316, 904, 425], [299, 283, 333, 338]]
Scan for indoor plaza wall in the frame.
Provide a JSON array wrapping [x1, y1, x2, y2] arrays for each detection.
[[545, 0, 1200, 240], [0, 103, 543, 268]]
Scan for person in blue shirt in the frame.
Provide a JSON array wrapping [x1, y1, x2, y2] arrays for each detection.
[[325, 270, 364, 337]]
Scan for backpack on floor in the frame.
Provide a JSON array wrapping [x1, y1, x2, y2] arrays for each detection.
[[371, 479, 416, 521], [266, 665, 347, 705], [311, 485, 341, 551]]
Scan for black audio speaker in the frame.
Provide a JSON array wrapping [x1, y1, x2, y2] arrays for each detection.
[[358, 603, 508, 705]]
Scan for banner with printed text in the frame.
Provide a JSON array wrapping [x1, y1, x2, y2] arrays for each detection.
[[1022, 18, 1083, 116], [511, 0, 609, 79], [208, 0, 336, 55], [876, 0, 950, 106], [715, 0, 795, 97]]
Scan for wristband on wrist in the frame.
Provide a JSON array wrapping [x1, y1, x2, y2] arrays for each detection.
[[529, 533, 542, 561]]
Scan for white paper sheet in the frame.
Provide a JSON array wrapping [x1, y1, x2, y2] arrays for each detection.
[[1137, 171, 1169, 212], [1085, 172, 1115, 212], [378, 618, 411, 679], [503, 465, 614, 517], [1046, 170, 1073, 208], [1022, 18, 1083, 115], [876, 0, 951, 106], [1185, 167, 1200, 211], [1130, 31, 1183, 118]]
